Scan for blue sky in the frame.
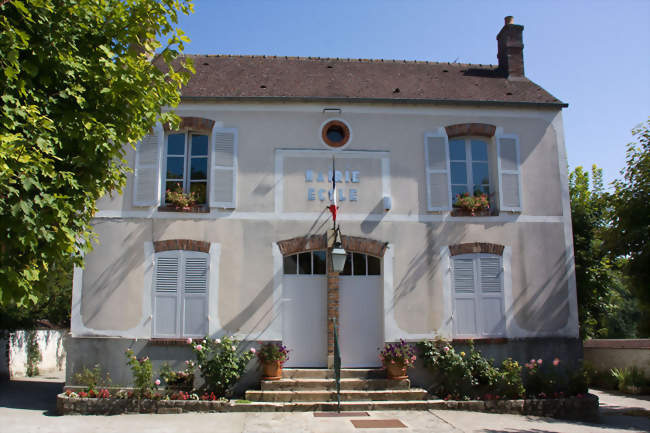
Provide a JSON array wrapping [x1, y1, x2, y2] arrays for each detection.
[[174, 0, 649, 187]]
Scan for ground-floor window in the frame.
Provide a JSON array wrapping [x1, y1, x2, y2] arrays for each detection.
[[452, 253, 505, 337], [153, 250, 209, 338]]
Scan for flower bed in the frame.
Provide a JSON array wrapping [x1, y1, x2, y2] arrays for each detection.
[[56, 391, 599, 419]]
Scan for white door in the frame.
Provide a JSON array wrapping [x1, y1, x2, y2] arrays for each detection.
[[282, 275, 327, 367], [339, 273, 383, 368]]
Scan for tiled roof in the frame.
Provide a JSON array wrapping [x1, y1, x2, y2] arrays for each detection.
[[169, 54, 566, 107]]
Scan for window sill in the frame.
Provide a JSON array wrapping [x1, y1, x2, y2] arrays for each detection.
[[452, 338, 508, 344], [149, 338, 193, 346], [450, 208, 499, 217], [158, 205, 210, 214]]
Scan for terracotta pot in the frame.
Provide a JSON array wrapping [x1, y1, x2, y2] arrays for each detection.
[[262, 360, 283, 380], [385, 362, 408, 380]]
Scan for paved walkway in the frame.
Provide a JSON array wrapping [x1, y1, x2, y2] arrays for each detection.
[[2, 376, 649, 432]]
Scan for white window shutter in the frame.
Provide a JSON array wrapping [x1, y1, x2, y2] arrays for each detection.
[[497, 134, 522, 212], [133, 123, 163, 207], [182, 252, 209, 337], [424, 130, 451, 211], [153, 253, 181, 337], [210, 128, 237, 208], [478, 255, 505, 337], [453, 257, 478, 336]]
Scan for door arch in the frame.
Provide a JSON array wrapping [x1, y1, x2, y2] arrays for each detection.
[[277, 235, 387, 368]]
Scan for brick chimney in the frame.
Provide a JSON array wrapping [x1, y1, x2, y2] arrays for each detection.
[[497, 16, 524, 78]]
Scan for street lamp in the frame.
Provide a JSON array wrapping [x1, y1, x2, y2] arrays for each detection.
[[330, 229, 347, 273]]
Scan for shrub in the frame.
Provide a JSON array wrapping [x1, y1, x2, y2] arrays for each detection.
[[25, 330, 41, 377], [159, 361, 195, 389], [418, 339, 475, 399], [73, 364, 112, 391], [494, 358, 525, 399], [191, 336, 255, 397], [256, 342, 290, 365], [125, 348, 154, 396], [583, 361, 618, 389], [611, 367, 648, 394]]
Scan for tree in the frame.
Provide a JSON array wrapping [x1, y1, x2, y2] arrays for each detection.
[[610, 119, 650, 336], [0, 0, 194, 306], [570, 165, 639, 338]]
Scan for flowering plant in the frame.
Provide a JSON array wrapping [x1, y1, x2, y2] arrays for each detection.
[[453, 192, 489, 215], [159, 361, 195, 389], [256, 342, 290, 365], [165, 183, 199, 209], [379, 339, 416, 367], [125, 348, 154, 396], [191, 335, 255, 397]]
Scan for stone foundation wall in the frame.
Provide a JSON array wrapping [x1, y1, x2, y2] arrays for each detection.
[[57, 393, 600, 421]]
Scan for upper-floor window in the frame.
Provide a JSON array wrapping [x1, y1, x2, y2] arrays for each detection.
[[164, 132, 209, 205], [424, 128, 521, 213], [132, 122, 238, 210], [449, 138, 490, 200]]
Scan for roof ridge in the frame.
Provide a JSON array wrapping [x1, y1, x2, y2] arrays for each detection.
[[182, 53, 496, 68]]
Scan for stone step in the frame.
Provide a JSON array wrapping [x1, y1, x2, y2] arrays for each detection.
[[261, 378, 410, 391], [229, 400, 445, 412], [245, 388, 429, 402], [282, 368, 385, 379]]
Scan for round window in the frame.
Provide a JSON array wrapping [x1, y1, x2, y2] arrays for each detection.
[[321, 120, 350, 148]]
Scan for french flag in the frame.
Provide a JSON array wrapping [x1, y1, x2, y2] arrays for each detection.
[[328, 159, 338, 224]]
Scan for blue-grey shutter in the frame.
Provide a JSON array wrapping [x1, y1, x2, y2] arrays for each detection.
[[453, 257, 477, 336], [153, 254, 181, 337], [210, 128, 237, 208], [133, 123, 163, 207], [182, 252, 209, 337], [478, 256, 505, 336], [497, 135, 522, 211], [424, 130, 451, 211]]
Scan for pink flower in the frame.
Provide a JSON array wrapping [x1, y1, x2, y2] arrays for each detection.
[[553, 358, 560, 366], [155, 379, 161, 386], [443, 346, 450, 353], [196, 344, 203, 351], [215, 338, 221, 344], [250, 348, 256, 354], [530, 358, 535, 364], [537, 358, 543, 365], [231, 345, 236, 351], [186, 338, 192, 344]]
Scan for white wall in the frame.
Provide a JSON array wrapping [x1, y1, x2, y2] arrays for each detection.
[[6, 330, 66, 378]]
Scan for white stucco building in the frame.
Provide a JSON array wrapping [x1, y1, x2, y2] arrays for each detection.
[[67, 17, 580, 385]]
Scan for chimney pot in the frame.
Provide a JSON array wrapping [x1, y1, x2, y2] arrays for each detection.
[[505, 16, 514, 25]]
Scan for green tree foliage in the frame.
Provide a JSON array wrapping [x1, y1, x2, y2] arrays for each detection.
[[610, 119, 650, 336], [570, 165, 639, 338], [0, 0, 194, 306]]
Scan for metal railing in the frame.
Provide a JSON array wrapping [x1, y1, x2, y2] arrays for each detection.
[[331, 317, 341, 412]]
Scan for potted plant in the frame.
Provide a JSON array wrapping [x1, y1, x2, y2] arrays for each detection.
[[158, 361, 195, 392], [379, 339, 416, 380], [452, 192, 490, 216], [256, 342, 290, 380], [165, 183, 199, 211]]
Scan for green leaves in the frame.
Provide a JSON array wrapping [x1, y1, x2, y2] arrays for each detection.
[[0, 0, 194, 307]]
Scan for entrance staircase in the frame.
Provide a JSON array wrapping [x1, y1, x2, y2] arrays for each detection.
[[243, 368, 433, 411]]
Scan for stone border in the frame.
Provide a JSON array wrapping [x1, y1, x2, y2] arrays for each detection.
[[57, 393, 599, 420]]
